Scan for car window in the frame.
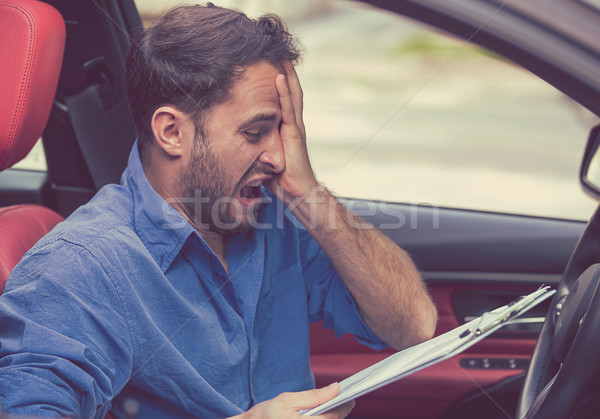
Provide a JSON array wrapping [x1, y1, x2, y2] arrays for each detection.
[[137, 0, 599, 221], [10, 138, 47, 171]]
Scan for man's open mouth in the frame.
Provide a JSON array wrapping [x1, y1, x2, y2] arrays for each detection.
[[239, 179, 264, 202]]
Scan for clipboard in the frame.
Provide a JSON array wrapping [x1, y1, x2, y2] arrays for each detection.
[[300, 286, 556, 416]]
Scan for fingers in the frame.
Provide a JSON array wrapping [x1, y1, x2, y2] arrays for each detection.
[[282, 61, 303, 121], [276, 62, 305, 138], [321, 399, 356, 419], [275, 73, 297, 129], [237, 384, 347, 419], [289, 382, 340, 410]]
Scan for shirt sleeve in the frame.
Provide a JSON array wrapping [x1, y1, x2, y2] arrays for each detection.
[[0, 239, 133, 418], [298, 228, 387, 351]]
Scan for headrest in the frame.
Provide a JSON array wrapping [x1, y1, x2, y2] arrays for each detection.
[[0, 0, 65, 171]]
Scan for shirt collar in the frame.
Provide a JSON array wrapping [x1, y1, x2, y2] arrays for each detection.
[[123, 142, 196, 272]]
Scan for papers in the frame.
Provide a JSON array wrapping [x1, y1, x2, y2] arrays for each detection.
[[300, 286, 556, 416]]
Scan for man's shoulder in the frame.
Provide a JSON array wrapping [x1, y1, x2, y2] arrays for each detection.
[[7, 184, 150, 290], [32, 183, 144, 263]]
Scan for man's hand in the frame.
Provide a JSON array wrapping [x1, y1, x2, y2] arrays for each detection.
[[229, 383, 354, 419], [267, 62, 320, 203], [266, 63, 437, 351]]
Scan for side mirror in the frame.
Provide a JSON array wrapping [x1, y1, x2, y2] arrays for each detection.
[[580, 125, 600, 200]]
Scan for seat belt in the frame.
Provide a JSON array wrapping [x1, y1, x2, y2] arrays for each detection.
[[65, 84, 122, 189]]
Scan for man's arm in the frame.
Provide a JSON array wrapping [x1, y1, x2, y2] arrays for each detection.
[[268, 63, 437, 350], [0, 242, 132, 417]]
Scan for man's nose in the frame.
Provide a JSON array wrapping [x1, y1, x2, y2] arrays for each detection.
[[258, 132, 285, 173]]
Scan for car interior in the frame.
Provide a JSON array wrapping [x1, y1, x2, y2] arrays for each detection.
[[1, 0, 600, 418], [0, 0, 66, 291]]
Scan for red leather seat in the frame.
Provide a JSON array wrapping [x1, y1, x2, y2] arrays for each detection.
[[0, 205, 63, 291], [0, 0, 66, 292]]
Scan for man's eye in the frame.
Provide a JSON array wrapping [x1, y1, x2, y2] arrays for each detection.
[[243, 131, 261, 142]]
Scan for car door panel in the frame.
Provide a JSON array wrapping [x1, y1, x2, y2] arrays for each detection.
[[309, 203, 584, 417]]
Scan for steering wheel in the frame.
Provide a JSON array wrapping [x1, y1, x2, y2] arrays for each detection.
[[516, 209, 600, 418]]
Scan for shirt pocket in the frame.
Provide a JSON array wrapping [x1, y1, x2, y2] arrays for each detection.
[[256, 264, 311, 385]]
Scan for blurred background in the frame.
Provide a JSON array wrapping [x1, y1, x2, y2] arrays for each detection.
[[17, 0, 600, 220]]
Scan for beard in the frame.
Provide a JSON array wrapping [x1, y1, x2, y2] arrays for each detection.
[[178, 136, 269, 235]]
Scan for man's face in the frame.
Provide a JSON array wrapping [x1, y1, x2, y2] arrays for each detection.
[[180, 61, 285, 235]]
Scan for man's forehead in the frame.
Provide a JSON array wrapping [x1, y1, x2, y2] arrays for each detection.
[[214, 61, 283, 124], [233, 61, 281, 96]]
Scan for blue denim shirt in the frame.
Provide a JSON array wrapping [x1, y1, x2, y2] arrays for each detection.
[[0, 144, 384, 418]]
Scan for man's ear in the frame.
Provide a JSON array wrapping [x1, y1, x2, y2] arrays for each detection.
[[150, 106, 193, 157]]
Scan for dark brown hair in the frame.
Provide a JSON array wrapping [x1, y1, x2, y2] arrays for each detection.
[[126, 3, 302, 162]]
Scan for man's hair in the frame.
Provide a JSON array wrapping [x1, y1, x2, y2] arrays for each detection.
[[125, 3, 302, 162]]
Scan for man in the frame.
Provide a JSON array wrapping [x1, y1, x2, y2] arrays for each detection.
[[0, 3, 436, 418]]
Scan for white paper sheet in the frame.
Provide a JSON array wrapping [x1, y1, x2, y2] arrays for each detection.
[[300, 286, 556, 416]]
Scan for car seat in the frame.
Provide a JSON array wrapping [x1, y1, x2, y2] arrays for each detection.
[[0, 0, 66, 292]]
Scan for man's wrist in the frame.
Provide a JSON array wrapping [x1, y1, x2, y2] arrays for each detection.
[[280, 184, 338, 232]]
